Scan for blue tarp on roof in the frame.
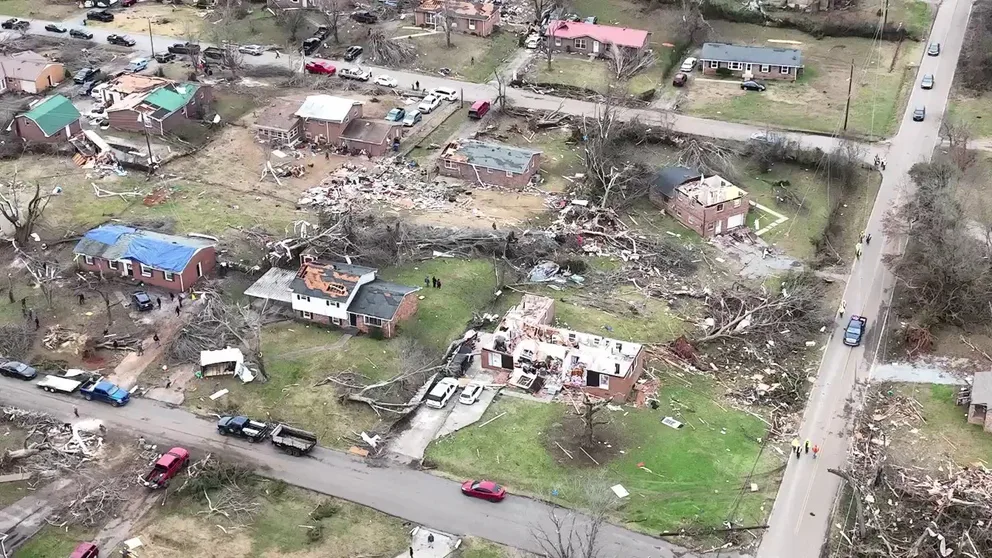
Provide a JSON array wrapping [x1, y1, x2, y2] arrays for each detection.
[[74, 225, 213, 273]]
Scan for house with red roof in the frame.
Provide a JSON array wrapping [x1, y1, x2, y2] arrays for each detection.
[[544, 20, 650, 57]]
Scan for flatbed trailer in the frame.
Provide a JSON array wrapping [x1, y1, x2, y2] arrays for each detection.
[[270, 424, 317, 456]]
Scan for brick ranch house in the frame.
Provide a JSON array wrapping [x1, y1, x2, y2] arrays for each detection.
[[253, 99, 304, 147], [340, 118, 402, 156], [0, 50, 65, 94], [295, 94, 362, 144], [414, 0, 500, 37], [480, 294, 646, 400], [107, 82, 213, 136], [699, 43, 804, 82], [14, 95, 82, 143], [244, 261, 420, 338], [73, 225, 216, 292], [438, 139, 541, 188], [649, 166, 749, 238], [545, 20, 650, 57]]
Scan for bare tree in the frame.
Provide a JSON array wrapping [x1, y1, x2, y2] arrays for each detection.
[[12, 244, 60, 309], [579, 392, 611, 446], [320, 0, 345, 44], [605, 44, 655, 81], [941, 118, 976, 171], [181, 22, 202, 68], [494, 72, 510, 112], [532, 483, 616, 558], [545, 22, 556, 70], [0, 181, 52, 247], [677, 0, 711, 47], [958, 0, 992, 92], [677, 138, 744, 185], [441, 0, 454, 48], [221, 45, 246, 76], [582, 92, 648, 207], [278, 9, 310, 42]]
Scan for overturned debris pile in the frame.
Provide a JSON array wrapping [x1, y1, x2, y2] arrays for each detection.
[[0, 407, 105, 472], [43, 326, 90, 354], [297, 161, 453, 212], [0, 324, 34, 360], [367, 29, 416, 66], [834, 388, 992, 557]]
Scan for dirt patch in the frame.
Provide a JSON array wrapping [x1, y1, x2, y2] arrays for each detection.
[[544, 409, 625, 467], [88, 4, 209, 37], [137, 514, 254, 558]]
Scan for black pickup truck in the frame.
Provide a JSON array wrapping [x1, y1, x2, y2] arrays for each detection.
[[168, 42, 201, 56], [217, 415, 271, 442]]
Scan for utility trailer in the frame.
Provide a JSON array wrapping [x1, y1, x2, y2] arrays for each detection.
[[36, 374, 130, 406], [270, 424, 317, 456]]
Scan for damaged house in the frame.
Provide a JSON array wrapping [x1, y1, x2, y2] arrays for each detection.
[[480, 295, 645, 400], [14, 95, 82, 143], [244, 261, 420, 338], [438, 139, 541, 188], [106, 81, 213, 136], [0, 51, 66, 94], [414, 0, 501, 37], [73, 225, 216, 291], [544, 20, 650, 57], [649, 167, 749, 238]]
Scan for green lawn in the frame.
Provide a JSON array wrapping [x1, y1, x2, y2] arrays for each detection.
[[949, 93, 992, 138], [687, 22, 920, 138], [406, 31, 520, 83], [887, 384, 992, 469], [427, 380, 775, 533], [13, 526, 90, 558], [458, 539, 513, 558], [0, 0, 78, 20], [407, 109, 468, 160]]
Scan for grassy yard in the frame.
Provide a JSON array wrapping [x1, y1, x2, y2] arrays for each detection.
[[686, 22, 921, 138], [457, 539, 516, 558], [407, 31, 520, 83], [949, 92, 992, 138], [12, 526, 90, 558], [0, 0, 79, 20], [427, 378, 775, 533]]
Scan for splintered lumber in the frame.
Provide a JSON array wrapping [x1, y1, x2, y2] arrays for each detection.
[[554, 441, 573, 459], [477, 411, 506, 428]]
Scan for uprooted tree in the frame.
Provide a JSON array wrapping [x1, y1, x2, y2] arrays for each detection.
[[366, 30, 416, 66], [605, 44, 655, 81], [885, 159, 992, 330], [581, 93, 652, 207], [0, 181, 52, 246], [532, 482, 617, 558]]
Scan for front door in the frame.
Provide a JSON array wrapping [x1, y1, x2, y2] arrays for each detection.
[[592, 41, 600, 54], [122, 261, 133, 277], [349, 313, 357, 327], [715, 220, 722, 235]]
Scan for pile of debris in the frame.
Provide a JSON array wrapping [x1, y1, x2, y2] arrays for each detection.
[[835, 388, 992, 557], [0, 407, 106, 473], [43, 325, 90, 354], [297, 161, 453, 212]]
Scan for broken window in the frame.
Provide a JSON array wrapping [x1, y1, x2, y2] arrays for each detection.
[[716, 203, 724, 212], [586, 371, 601, 387], [444, 159, 456, 170], [83, 255, 94, 265], [107, 260, 118, 270], [488, 351, 502, 367]]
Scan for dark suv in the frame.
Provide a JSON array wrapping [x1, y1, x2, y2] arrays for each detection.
[[74, 67, 101, 84], [132, 291, 154, 312], [87, 10, 115, 22], [301, 37, 321, 56], [107, 34, 136, 47], [351, 11, 378, 23], [70, 28, 94, 39], [168, 42, 201, 55], [1, 18, 30, 30]]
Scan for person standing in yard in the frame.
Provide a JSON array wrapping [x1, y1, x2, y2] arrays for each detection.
[[812, 444, 820, 459], [792, 438, 800, 458], [838, 300, 847, 319], [804, 439, 811, 454], [424, 276, 430, 287], [855, 242, 863, 258]]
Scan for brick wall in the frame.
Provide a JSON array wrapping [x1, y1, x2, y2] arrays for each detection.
[[14, 116, 81, 143], [302, 104, 362, 143], [700, 61, 799, 82], [438, 155, 539, 188], [76, 246, 215, 292]]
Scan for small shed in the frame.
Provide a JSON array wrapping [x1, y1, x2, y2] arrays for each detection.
[[199, 348, 254, 382]]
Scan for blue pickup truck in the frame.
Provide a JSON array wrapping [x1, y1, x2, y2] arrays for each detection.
[[844, 316, 868, 347], [37, 374, 130, 406]]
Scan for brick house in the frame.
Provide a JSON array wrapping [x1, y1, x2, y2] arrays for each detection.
[[93, 74, 173, 106], [480, 295, 646, 400], [649, 167, 749, 238], [244, 261, 420, 338], [700, 43, 804, 82], [295, 95, 362, 144], [414, 0, 500, 37], [14, 95, 82, 143], [545, 20, 650, 57], [73, 225, 216, 292], [253, 99, 304, 146], [106, 82, 213, 136], [438, 139, 541, 188], [966, 371, 992, 433], [0, 51, 65, 94], [340, 119, 402, 156]]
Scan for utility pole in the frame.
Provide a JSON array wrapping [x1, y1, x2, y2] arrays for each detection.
[[140, 113, 154, 171], [881, 0, 890, 33], [842, 58, 854, 132], [147, 20, 155, 57]]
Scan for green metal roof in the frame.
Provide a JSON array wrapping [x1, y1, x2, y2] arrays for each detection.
[[144, 83, 199, 113], [22, 95, 80, 137]]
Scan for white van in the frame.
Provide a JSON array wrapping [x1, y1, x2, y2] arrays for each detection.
[[425, 377, 459, 409], [430, 87, 458, 102]]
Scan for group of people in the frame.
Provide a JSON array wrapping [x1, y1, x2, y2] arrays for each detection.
[[873, 154, 887, 170], [424, 275, 443, 289], [854, 230, 872, 258], [791, 438, 820, 459]]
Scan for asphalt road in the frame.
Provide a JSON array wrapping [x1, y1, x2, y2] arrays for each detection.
[[10, 14, 880, 156], [0, 378, 743, 558], [755, 0, 974, 556]]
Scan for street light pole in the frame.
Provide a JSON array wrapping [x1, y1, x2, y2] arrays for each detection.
[[843, 58, 854, 132]]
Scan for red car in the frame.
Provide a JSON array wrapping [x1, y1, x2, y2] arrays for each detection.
[[69, 542, 98, 558], [305, 60, 336, 75], [461, 480, 506, 502]]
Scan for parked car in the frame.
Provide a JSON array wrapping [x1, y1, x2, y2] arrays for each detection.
[[142, 447, 189, 489], [403, 109, 422, 127], [374, 74, 398, 87], [927, 42, 940, 56], [2, 18, 29, 30], [425, 377, 459, 408], [168, 42, 200, 55], [238, 44, 264, 56], [672, 72, 688, 87], [305, 60, 336, 75], [459, 382, 484, 405], [351, 10, 378, 23], [430, 87, 458, 102], [843, 315, 867, 347], [202, 46, 225, 60], [69, 542, 99, 558], [344, 45, 363, 62], [921, 73, 934, 89], [121, 0, 137, 6], [269, 424, 318, 456], [131, 291, 154, 311], [913, 106, 926, 121], [45, 24, 67, 33], [154, 52, 176, 63], [87, 10, 114, 22], [741, 80, 766, 92], [385, 108, 406, 122], [313, 25, 330, 41], [524, 34, 540, 49], [70, 28, 94, 39], [301, 37, 321, 56], [107, 34, 136, 47], [125, 58, 149, 72], [339, 66, 372, 81], [461, 480, 506, 502], [680, 57, 697, 72], [73, 67, 100, 84], [0, 361, 38, 381], [468, 99, 490, 119], [418, 95, 441, 113]]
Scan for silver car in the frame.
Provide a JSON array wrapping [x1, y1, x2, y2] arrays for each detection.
[[403, 109, 422, 127], [238, 44, 264, 56], [921, 73, 934, 89]]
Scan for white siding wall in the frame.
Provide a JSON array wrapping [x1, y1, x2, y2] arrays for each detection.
[[22, 80, 37, 94], [292, 294, 349, 319]]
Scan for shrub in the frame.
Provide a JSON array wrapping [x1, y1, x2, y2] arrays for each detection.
[[306, 523, 323, 543], [715, 67, 733, 77], [310, 501, 340, 521]]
